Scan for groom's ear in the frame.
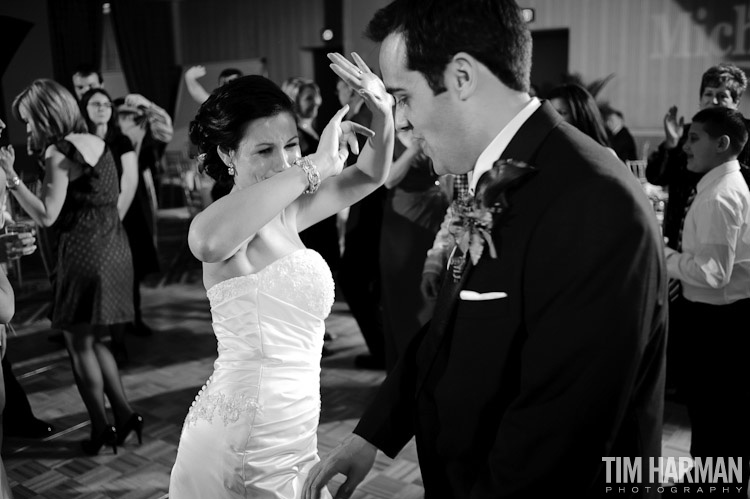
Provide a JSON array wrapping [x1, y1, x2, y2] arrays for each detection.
[[447, 52, 478, 101]]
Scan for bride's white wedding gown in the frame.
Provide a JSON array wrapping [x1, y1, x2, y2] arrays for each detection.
[[169, 249, 335, 498]]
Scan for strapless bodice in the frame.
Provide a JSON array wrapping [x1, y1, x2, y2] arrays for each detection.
[[205, 249, 335, 367], [170, 249, 335, 498], [207, 248, 335, 318]]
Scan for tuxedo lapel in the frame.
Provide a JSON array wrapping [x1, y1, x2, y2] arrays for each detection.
[[414, 102, 563, 395], [415, 258, 473, 393]]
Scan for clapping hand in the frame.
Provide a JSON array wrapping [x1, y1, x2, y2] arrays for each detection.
[[328, 52, 394, 117], [664, 105, 684, 149]]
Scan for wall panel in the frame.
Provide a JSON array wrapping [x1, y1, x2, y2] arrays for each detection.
[[0, 0, 55, 175], [177, 0, 326, 85], [522, 0, 750, 153], [345, 0, 750, 156]]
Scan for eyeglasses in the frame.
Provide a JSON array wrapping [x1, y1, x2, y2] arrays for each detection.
[[88, 101, 112, 109]]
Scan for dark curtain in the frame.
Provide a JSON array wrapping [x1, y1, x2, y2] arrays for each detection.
[[46, 0, 102, 92], [0, 15, 33, 145], [110, 0, 179, 115]]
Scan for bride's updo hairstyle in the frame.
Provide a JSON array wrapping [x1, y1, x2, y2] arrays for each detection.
[[189, 75, 294, 183]]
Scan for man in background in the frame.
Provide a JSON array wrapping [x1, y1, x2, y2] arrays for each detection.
[[183, 65, 243, 104], [71, 64, 103, 100]]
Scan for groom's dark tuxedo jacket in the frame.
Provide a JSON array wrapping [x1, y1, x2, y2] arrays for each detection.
[[354, 102, 668, 498]]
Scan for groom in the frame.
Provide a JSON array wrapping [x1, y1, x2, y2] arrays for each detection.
[[305, 1, 667, 497]]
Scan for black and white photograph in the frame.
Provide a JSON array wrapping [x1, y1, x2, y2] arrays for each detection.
[[0, 1, 748, 498]]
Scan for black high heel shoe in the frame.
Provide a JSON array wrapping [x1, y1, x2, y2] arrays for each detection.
[[81, 426, 117, 456], [116, 413, 144, 446]]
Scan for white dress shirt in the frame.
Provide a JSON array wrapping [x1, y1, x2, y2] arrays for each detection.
[[665, 160, 750, 304], [421, 98, 540, 277], [468, 97, 541, 195]]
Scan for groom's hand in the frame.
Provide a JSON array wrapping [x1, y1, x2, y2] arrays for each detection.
[[303, 434, 377, 499]]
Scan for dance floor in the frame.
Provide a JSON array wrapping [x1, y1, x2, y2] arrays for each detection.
[[1, 217, 692, 498]]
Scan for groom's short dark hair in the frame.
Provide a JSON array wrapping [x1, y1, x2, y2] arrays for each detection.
[[366, 0, 532, 95]]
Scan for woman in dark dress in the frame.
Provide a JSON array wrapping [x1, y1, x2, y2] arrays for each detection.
[[2, 80, 143, 455], [80, 89, 138, 219], [80, 88, 139, 361]]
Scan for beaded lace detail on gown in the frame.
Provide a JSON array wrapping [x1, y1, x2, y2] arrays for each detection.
[[206, 249, 335, 318], [169, 249, 334, 499]]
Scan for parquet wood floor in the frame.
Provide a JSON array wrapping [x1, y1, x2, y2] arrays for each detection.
[[0, 220, 693, 498]]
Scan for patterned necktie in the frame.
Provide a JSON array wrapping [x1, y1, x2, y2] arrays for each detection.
[[453, 173, 470, 202], [448, 174, 471, 281], [669, 186, 697, 302], [676, 186, 697, 252]]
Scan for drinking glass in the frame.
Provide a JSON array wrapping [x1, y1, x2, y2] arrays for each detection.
[[3, 219, 36, 263]]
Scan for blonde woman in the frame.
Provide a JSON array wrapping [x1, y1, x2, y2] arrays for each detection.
[[1, 80, 142, 455]]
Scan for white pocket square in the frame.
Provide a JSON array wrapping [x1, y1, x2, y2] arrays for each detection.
[[459, 290, 508, 301]]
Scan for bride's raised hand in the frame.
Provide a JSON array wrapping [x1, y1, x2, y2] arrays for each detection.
[[328, 52, 394, 117], [310, 105, 375, 181]]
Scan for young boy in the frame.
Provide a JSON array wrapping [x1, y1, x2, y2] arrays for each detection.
[[666, 106, 750, 494]]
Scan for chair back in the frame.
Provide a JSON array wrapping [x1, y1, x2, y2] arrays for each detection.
[[626, 159, 647, 182], [159, 151, 195, 208]]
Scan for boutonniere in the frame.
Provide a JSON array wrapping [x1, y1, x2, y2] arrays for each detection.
[[447, 159, 537, 281]]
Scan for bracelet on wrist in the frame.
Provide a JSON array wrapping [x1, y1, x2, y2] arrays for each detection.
[[6, 175, 21, 191], [294, 157, 321, 194]]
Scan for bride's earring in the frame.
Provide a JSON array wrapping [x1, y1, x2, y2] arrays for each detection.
[[227, 162, 235, 176]]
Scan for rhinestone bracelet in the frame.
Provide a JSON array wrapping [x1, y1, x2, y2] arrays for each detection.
[[295, 157, 321, 194]]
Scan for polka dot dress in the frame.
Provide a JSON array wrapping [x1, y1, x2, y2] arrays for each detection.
[[51, 140, 134, 328]]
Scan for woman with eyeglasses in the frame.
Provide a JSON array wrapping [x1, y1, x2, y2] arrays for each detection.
[[1, 79, 142, 456], [80, 88, 160, 354], [80, 89, 138, 223]]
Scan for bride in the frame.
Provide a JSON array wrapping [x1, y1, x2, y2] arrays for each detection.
[[168, 54, 393, 498]]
